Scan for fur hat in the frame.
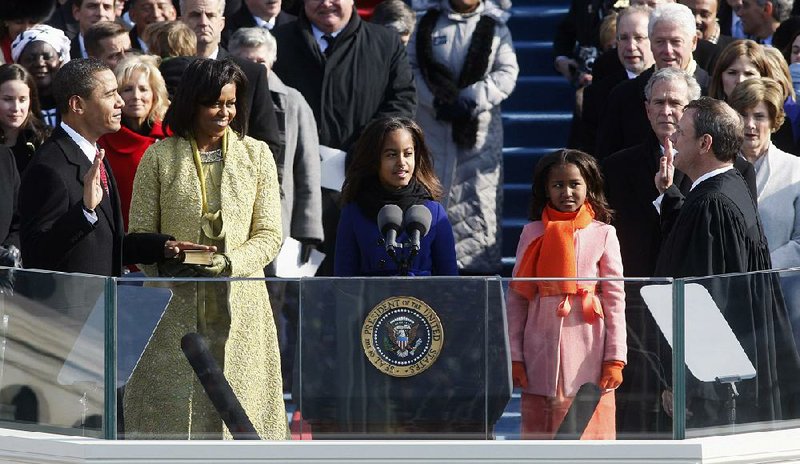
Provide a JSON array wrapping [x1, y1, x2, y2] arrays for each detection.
[[0, 0, 58, 23]]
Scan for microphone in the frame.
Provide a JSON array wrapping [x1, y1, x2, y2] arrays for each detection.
[[377, 204, 403, 255], [180, 333, 260, 440], [403, 205, 432, 253]]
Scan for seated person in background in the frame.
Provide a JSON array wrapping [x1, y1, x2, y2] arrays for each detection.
[[334, 117, 457, 277]]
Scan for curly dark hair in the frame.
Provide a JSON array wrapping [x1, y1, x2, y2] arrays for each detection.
[[341, 117, 443, 204], [529, 149, 613, 223]]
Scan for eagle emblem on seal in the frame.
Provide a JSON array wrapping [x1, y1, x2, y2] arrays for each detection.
[[384, 317, 422, 358]]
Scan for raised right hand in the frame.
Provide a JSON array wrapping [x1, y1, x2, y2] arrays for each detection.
[[654, 136, 675, 194], [83, 149, 105, 211]]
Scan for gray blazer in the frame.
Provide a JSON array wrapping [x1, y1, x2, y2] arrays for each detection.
[[268, 71, 324, 243]]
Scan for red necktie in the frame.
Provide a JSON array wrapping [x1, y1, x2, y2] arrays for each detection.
[[97, 150, 109, 195]]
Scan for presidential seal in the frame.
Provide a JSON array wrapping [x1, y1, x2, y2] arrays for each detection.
[[361, 296, 444, 377]]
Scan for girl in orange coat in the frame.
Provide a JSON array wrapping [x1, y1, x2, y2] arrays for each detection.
[[507, 149, 626, 439]]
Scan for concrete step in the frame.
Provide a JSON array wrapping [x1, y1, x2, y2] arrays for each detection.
[[502, 182, 532, 224], [515, 41, 558, 76], [502, 75, 575, 113], [502, 111, 572, 148], [503, 146, 552, 184], [506, 5, 568, 42]]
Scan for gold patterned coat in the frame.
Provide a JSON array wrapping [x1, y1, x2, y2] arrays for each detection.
[[123, 134, 287, 440]]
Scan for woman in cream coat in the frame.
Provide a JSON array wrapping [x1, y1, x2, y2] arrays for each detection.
[[409, 0, 518, 274], [124, 59, 287, 440], [730, 77, 800, 347]]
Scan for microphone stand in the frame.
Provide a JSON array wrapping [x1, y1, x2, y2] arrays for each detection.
[[386, 241, 414, 276]]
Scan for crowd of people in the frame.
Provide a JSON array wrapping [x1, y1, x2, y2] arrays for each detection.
[[0, 0, 518, 440], [4, 0, 800, 443]]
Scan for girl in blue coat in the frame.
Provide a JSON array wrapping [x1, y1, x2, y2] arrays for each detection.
[[334, 117, 458, 276]]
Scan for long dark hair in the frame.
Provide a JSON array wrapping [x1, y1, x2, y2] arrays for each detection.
[[0, 63, 50, 146], [163, 58, 248, 139], [529, 149, 612, 223], [341, 117, 443, 204]]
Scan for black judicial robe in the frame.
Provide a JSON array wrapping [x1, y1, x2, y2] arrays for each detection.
[[656, 169, 800, 426]]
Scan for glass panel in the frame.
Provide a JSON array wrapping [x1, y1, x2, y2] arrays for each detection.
[[296, 277, 506, 439], [676, 270, 800, 438], [503, 277, 674, 440], [0, 267, 108, 437], [115, 276, 295, 441]]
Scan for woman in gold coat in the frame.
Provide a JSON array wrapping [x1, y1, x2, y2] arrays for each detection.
[[124, 58, 287, 440]]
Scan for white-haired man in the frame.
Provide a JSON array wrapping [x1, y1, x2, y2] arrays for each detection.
[[597, 2, 709, 158]]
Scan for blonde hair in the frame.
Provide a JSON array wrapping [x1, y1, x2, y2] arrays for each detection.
[[762, 46, 796, 101], [599, 12, 619, 51], [115, 54, 170, 124], [143, 20, 196, 58]]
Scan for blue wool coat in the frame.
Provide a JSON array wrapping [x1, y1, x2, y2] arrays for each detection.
[[334, 200, 458, 276]]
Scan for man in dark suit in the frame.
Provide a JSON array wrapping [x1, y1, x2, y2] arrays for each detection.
[[581, 5, 654, 155], [222, 0, 296, 46], [18, 58, 210, 276], [596, 3, 710, 159], [69, 0, 116, 59], [180, 0, 282, 155], [127, 0, 177, 52]]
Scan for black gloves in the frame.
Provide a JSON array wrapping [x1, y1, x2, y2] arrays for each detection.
[[434, 98, 476, 122], [297, 238, 321, 265]]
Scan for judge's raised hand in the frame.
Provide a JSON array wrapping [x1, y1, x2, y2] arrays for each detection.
[[163, 241, 217, 259], [83, 149, 105, 211], [655, 136, 675, 194]]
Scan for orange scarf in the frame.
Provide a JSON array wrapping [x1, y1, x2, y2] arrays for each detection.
[[511, 203, 603, 322]]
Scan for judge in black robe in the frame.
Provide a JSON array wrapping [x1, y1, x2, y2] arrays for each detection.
[[655, 98, 800, 428]]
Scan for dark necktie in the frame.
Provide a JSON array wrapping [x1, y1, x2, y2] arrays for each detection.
[[323, 35, 336, 57]]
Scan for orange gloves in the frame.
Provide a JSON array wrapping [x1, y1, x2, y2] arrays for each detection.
[[512, 361, 528, 388], [599, 360, 625, 390]]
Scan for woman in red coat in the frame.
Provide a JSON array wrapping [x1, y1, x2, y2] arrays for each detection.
[[98, 54, 169, 229]]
